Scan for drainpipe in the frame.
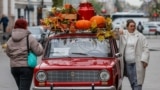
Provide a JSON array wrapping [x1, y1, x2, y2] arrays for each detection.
[[27, 0, 31, 26]]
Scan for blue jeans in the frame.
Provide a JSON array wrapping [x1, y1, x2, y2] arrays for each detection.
[[126, 63, 142, 90], [11, 67, 34, 90]]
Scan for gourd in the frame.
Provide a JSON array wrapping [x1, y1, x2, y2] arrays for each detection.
[[90, 15, 106, 28], [75, 20, 91, 30]]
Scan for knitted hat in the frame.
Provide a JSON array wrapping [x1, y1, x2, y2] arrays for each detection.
[[14, 19, 28, 29]]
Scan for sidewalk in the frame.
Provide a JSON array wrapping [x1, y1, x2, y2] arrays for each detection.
[[0, 30, 9, 45]]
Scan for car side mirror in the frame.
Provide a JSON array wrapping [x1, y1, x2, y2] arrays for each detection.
[[115, 53, 122, 58]]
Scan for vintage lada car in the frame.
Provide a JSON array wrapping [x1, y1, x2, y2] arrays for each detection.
[[33, 32, 123, 90]]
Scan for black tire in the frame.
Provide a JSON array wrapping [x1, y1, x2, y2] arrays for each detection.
[[157, 31, 160, 35], [155, 30, 160, 35], [118, 85, 122, 90]]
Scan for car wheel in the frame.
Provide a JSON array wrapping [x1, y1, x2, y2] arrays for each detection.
[[155, 31, 158, 35], [115, 77, 122, 90], [157, 31, 160, 35], [118, 85, 122, 90]]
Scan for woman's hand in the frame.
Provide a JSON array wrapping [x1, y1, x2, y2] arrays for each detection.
[[119, 29, 124, 35], [112, 29, 124, 40], [141, 61, 148, 68]]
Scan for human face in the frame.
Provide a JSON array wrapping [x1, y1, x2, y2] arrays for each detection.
[[127, 22, 136, 33]]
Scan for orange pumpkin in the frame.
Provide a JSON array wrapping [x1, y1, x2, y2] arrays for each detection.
[[75, 20, 91, 30], [90, 15, 106, 28]]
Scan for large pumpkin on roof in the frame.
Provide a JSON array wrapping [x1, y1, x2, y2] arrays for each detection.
[[90, 15, 106, 28], [75, 20, 91, 30]]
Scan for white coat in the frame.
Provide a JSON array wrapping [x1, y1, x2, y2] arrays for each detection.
[[119, 30, 150, 85]]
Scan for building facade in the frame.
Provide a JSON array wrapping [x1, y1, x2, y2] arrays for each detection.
[[15, 0, 52, 26], [0, 0, 15, 31], [0, 0, 52, 31]]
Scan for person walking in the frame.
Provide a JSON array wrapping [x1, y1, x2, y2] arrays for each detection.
[[137, 22, 144, 33], [5, 18, 43, 90], [118, 19, 150, 90], [0, 14, 9, 33]]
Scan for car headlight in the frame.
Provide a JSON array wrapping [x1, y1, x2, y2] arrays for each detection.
[[36, 71, 47, 82], [99, 70, 110, 81]]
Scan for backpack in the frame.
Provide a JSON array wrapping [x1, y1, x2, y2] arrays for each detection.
[[137, 25, 144, 32]]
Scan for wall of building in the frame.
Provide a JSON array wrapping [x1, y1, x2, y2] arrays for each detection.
[[0, 0, 3, 31], [0, 0, 15, 32], [0, 0, 52, 31], [14, 0, 52, 26]]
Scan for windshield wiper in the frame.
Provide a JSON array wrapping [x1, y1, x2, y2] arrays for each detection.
[[71, 53, 88, 55]]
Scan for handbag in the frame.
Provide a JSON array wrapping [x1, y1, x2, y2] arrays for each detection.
[[27, 35, 37, 68]]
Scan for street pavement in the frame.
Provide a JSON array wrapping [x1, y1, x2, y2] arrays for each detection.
[[0, 43, 17, 90], [0, 35, 160, 90]]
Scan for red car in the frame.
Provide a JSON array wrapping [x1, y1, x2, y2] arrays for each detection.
[[33, 33, 123, 90]]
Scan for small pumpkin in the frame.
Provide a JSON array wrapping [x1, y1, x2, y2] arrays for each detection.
[[75, 20, 91, 30], [90, 15, 106, 28]]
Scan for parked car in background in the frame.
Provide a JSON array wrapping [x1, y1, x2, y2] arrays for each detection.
[[145, 21, 160, 34], [28, 26, 50, 47], [28, 26, 44, 42], [32, 32, 123, 90], [142, 23, 157, 35]]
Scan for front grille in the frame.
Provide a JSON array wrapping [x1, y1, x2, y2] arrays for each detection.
[[47, 70, 100, 82]]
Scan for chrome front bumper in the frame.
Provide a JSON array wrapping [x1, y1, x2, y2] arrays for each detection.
[[33, 86, 116, 90]]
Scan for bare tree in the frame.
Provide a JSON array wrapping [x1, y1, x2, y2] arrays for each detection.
[[52, 0, 63, 7]]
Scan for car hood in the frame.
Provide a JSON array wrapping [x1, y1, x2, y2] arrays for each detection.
[[38, 58, 116, 69]]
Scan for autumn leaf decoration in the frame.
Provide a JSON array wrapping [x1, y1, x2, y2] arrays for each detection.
[[96, 29, 105, 41], [96, 17, 113, 41], [90, 20, 97, 33]]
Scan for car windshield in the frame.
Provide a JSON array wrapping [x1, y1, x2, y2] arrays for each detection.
[[46, 38, 112, 58], [144, 24, 157, 28], [148, 26, 157, 28]]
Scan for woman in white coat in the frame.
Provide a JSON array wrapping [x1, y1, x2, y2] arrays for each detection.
[[119, 19, 150, 90]]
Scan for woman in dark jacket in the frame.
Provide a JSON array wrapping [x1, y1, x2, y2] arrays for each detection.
[[6, 19, 43, 90]]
